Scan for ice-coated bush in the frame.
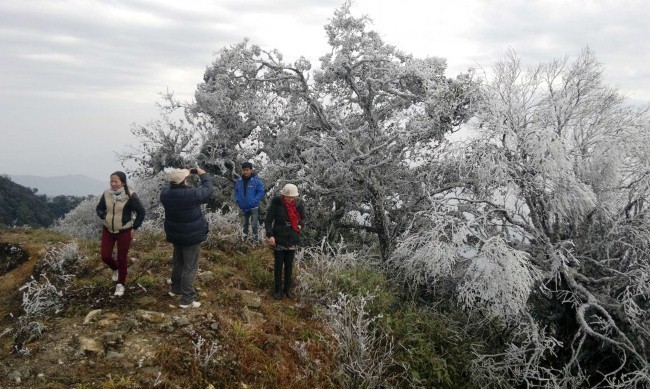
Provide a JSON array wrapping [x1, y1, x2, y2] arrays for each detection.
[[39, 241, 84, 283], [13, 242, 82, 353], [457, 236, 537, 322], [203, 209, 244, 251], [13, 275, 63, 352], [324, 293, 408, 388], [131, 171, 168, 226], [297, 240, 379, 305], [469, 316, 573, 388], [192, 335, 220, 368], [52, 196, 103, 239]]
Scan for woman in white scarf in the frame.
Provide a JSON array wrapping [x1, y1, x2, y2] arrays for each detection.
[[96, 171, 145, 297]]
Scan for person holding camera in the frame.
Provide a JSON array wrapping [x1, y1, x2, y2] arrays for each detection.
[[96, 171, 146, 297], [234, 161, 265, 245], [264, 183, 304, 300], [160, 167, 214, 309]]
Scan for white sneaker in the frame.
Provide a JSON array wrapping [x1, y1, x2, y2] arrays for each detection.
[[168, 291, 178, 297], [179, 301, 200, 309], [114, 284, 125, 297], [112, 270, 119, 282]]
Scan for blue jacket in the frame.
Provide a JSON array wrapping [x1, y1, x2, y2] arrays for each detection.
[[160, 173, 214, 246], [234, 174, 265, 211]]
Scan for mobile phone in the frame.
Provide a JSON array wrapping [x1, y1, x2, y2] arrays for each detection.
[[190, 168, 198, 174]]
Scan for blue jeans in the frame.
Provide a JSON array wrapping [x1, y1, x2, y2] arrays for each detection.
[[240, 208, 259, 242], [171, 243, 201, 305]]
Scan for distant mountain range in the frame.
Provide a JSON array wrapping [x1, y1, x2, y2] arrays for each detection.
[[8, 174, 106, 197]]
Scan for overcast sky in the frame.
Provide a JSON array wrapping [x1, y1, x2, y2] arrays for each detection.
[[1, 0, 648, 182]]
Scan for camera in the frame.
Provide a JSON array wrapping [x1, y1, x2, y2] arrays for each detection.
[[190, 168, 198, 174]]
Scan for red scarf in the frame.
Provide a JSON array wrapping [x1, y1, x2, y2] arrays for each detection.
[[282, 197, 301, 233]]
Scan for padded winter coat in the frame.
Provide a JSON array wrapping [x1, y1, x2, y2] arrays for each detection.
[[264, 196, 305, 247], [96, 190, 145, 233], [234, 174, 265, 211], [160, 173, 214, 246]]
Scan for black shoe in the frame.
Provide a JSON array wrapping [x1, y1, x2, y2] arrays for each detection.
[[283, 290, 294, 299], [274, 291, 282, 300]]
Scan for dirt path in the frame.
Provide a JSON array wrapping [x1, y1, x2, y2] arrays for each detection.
[[0, 244, 43, 319]]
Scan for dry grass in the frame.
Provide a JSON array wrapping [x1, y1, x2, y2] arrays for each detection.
[[0, 227, 339, 388]]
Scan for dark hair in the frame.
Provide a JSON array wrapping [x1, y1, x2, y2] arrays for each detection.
[[241, 162, 253, 169], [111, 171, 130, 197]]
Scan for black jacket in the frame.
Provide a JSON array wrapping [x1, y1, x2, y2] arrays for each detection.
[[96, 190, 145, 233], [160, 173, 214, 246], [264, 196, 305, 247]]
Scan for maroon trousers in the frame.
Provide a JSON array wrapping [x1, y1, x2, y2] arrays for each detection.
[[100, 227, 132, 285]]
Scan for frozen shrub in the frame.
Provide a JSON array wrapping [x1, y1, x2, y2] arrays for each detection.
[[457, 236, 537, 322], [324, 293, 408, 388], [13, 275, 63, 352], [192, 335, 220, 368], [203, 209, 243, 251], [38, 241, 84, 283], [13, 243, 81, 353], [469, 316, 575, 388], [297, 240, 376, 305], [52, 196, 102, 239]]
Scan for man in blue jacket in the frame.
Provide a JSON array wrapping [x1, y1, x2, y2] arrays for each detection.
[[160, 167, 214, 309], [234, 161, 265, 245]]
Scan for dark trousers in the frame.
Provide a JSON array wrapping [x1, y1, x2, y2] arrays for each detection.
[[273, 250, 295, 293], [171, 243, 201, 305], [100, 227, 132, 285]]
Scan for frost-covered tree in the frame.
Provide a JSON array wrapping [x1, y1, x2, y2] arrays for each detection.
[[390, 49, 650, 387], [188, 1, 480, 259]]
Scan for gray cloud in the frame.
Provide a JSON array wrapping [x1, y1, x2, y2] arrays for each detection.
[[0, 0, 648, 181]]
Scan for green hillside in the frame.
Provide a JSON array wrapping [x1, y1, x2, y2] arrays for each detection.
[[0, 175, 85, 228]]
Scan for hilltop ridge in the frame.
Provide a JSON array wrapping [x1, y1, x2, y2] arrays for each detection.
[[0, 228, 337, 388]]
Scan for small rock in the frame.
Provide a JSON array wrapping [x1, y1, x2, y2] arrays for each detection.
[[102, 332, 124, 348], [197, 271, 216, 282], [173, 316, 191, 327], [83, 309, 103, 325], [79, 337, 103, 355], [135, 309, 165, 323], [243, 307, 265, 325], [210, 322, 219, 331], [136, 296, 158, 306], [140, 366, 161, 376], [239, 290, 261, 308], [199, 291, 208, 297], [106, 351, 124, 360], [7, 371, 21, 381], [19, 367, 31, 378]]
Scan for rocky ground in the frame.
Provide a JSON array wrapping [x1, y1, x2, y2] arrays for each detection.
[[0, 228, 337, 388]]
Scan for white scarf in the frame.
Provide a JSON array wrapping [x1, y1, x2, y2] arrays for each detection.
[[109, 188, 128, 202]]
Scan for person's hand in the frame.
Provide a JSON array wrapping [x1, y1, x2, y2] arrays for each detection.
[[196, 168, 206, 175], [268, 237, 276, 247]]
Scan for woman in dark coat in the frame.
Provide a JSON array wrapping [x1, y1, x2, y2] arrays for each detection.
[[264, 183, 304, 300]]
